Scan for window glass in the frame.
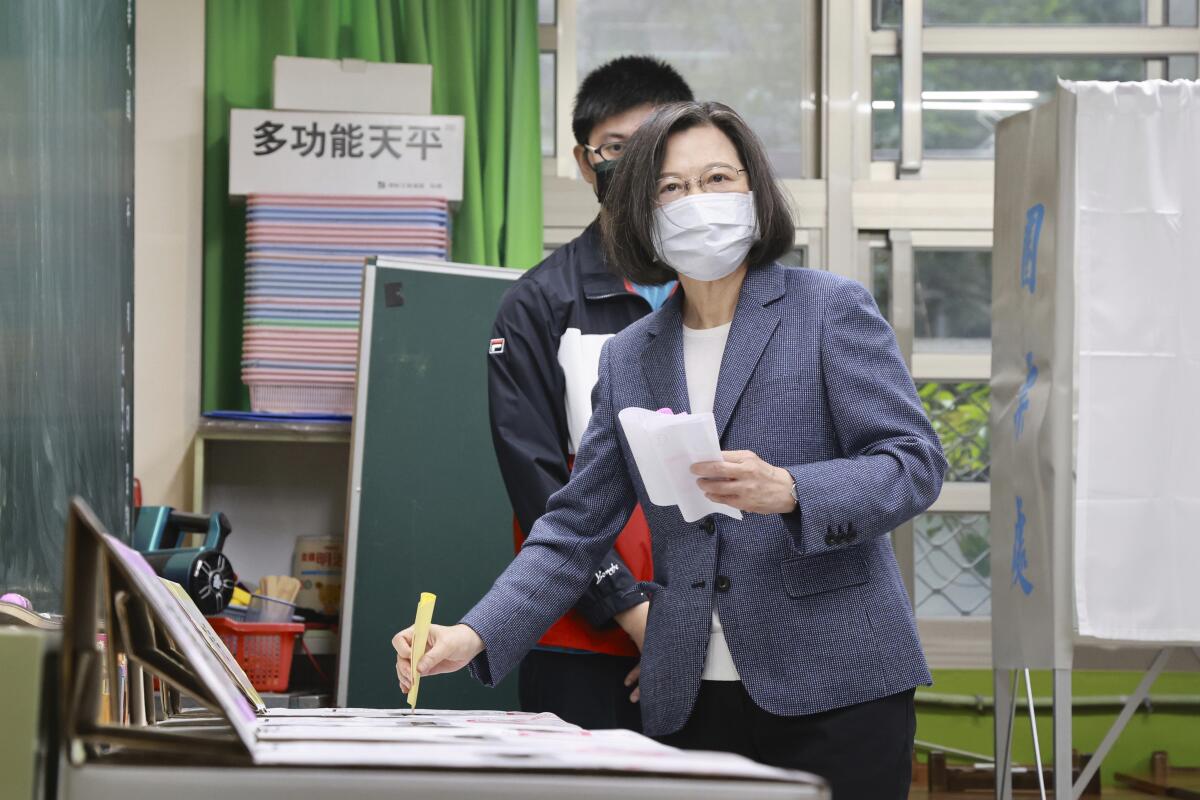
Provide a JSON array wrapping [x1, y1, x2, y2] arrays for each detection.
[[872, 58, 900, 161], [871, 244, 892, 320], [778, 246, 808, 269], [864, 246, 990, 348], [875, 0, 1145, 27], [540, 52, 556, 158], [919, 382, 990, 482], [873, 56, 1146, 158], [875, 0, 901, 28], [538, 0, 556, 25], [1170, 0, 1199, 25], [1169, 55, 1199, 80], [577, 0, 810, 177], [915, 248, 991, 349], [924, 57, 1144, 157], [915, 513, 991, 617]]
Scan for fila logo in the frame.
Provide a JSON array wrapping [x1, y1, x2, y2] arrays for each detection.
[[488, 338, 505, 355]]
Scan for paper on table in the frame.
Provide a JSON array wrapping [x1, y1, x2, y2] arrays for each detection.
[[255, 723, 599, 743], [262, 707, 569, 721], [406, 591, 437, 708], [260, 709, 576, 728], [617, 408, 742, 522], [250, 731, 796, 781]]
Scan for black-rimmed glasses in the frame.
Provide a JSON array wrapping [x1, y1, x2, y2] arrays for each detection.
[[583, 141, 627, 162]]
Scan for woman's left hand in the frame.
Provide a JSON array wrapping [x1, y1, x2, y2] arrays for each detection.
[[624, 662, 641, 703], [692, 450, 797, 515]]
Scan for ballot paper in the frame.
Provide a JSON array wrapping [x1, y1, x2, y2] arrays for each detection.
[[618, 407, 742, 522], [249, 727, 790, 780]]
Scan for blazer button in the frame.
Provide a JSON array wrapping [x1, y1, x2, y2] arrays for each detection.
[[700, 516, 715, 535], [715, 575, 731, 593]]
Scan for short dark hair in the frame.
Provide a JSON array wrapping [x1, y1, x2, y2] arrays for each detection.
[[600, 101, 796, 285], [572, 56, 693, 145]]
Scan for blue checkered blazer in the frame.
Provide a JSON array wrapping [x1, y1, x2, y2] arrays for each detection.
[[463, 263, 946, 736]]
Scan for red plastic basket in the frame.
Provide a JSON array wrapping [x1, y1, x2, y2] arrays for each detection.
[[207, 617, 304, 693]]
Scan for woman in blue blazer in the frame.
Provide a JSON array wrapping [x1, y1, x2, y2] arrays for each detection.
[[395, 101, 947, 798]]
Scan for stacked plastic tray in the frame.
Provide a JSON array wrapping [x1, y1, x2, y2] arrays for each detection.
[[241, 194, 450, 414]]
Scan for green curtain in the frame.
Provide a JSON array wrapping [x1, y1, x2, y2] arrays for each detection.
[[203, 0, 543, 411]]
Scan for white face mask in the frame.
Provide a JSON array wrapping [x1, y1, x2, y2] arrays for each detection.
[[652, 191, 757, 282]]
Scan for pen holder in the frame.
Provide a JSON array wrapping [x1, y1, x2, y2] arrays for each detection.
[[246, 593, 296, 623]]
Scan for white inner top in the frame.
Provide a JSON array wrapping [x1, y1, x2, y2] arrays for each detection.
[[682, 322, 741, 682]]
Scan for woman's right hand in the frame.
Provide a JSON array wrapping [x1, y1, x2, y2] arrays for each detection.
[[392, 623, 485, 693]]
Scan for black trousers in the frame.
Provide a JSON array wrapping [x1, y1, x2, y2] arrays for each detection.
[[658, 681, 915, 800], [517, 649, 643, 732]]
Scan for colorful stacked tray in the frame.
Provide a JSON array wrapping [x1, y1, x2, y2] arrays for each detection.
[[241, 194, 449, 414]]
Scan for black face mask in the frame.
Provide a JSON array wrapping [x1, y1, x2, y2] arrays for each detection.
[[593, 158, 618, 203]]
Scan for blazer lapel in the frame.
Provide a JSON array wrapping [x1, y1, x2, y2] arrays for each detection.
[[712, 266, 785, 440], [640, 265, 788, 433], [641, 292, 690, 414]]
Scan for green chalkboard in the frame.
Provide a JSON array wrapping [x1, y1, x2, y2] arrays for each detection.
[[0, 0, 135, 611], [340, 260, 521, 711]]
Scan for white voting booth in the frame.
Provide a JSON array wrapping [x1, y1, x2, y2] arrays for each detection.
[[991, 79, 1200, 799]]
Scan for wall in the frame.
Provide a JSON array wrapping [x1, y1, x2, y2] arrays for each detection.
[[133, 0, 205, 509], [204, 441, 350, 584]]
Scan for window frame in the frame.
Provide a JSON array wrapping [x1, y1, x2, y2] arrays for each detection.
[[866, 2, 1200, 178], [866, 230, 994, 657]]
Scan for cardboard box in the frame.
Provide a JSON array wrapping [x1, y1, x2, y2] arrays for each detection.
[[273, 56, 432, 115]]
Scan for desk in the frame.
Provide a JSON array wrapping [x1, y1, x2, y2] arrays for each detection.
[[53, 485, 828, 800], [63, 762, 826, 799]]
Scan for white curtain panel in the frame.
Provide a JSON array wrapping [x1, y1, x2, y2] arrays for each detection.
[[1073, 80, 1200, 643]]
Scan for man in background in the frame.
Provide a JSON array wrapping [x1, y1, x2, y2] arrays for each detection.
[[487, 56, 693, 731]]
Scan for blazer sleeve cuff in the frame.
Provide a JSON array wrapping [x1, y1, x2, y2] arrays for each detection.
[[466, 650, 496, 688], [577, 586, 647, 629], [782, 460, 862, 554], [573, 550, 644, 627], [460, 607, 512, 689]]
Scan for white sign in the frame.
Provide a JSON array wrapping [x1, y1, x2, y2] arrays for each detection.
[[229, 108, 464, 200]]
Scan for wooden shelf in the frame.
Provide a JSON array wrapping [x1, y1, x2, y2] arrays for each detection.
[[196, 417, 351, 444], [193, 417, 352, 511]]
